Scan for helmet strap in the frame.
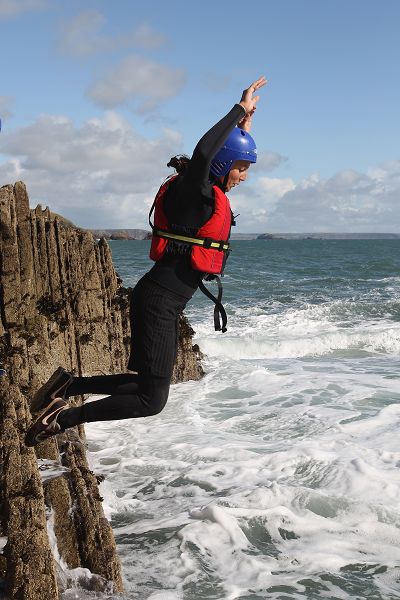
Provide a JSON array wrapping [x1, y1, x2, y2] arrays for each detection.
[[213, 173, 230, 193]]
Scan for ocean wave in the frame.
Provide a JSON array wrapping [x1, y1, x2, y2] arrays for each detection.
[[196, 325, 400, 360]]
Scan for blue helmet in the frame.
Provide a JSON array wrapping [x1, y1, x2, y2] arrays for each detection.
[[210, 128, 257, 178]]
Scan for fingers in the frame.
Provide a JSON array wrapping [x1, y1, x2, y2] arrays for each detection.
[[250, 75, 267, 91], [241, 76, 267, 99], [239, 76, 267, 114], [241, 77, 267, 102]]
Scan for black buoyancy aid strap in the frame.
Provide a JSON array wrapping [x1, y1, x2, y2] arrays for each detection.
[[148, 198, 156, 229], [198, 275, 228, 333], [149, 175, 176, 229]]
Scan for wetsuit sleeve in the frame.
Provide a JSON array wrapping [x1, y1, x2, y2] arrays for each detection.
[[161, 103, 247, 237], [184, 104, 246, 189]]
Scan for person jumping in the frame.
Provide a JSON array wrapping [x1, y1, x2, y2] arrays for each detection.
[[25, 76, 267, 447]]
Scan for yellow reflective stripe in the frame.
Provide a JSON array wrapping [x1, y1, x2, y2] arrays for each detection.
[[155, 230, 229, 251]]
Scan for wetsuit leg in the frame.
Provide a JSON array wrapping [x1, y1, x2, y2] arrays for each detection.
[[57, 275, 188, 430], [66, 373, 141, 397], [58, 374, 171, 429]]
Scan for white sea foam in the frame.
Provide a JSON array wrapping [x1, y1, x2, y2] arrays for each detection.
[[37, 458, 70, 483], [84, 350, 400, 598], [46, 509, 114, 599], [197, 327, 400, 360]]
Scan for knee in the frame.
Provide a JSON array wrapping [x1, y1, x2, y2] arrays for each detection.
[[146, 402, 166, 417], [139, 390, 169, 417], [139, 376, 170, 417], [147, 391, 170, 416]]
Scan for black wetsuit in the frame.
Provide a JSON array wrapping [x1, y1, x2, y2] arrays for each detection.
[[58, 104, 246, 429]]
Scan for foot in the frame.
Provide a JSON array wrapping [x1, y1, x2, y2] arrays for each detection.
[[30, 367, 73, 412], [25, 398, 68, 447]]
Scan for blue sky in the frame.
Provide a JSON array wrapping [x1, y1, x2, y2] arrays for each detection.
[[0, 0, 399, 232]]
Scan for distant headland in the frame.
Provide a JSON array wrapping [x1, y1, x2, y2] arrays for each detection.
[[89, 228, 151, 240], [257, 232, 400, 240]]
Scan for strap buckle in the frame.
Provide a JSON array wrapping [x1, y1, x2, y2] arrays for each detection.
[[202, 237, 213, 249], [218, 240, 226, 252]]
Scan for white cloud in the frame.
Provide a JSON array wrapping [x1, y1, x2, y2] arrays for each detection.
[[0, 112, 183, 228], [252, 150, 288, 173], [228, 176, 295, 231], [124, 23, 167, 50], [0, 96, 14, 120], [86, 55, 186, 112], [1, 112, 399, 233], [226, 160, 400, 233], [0, 0, 47, 19], [259, 176, 296, 199], [58, 11, 166, 57], [264, 162, 400, 232], [58, 10, 111, 57]]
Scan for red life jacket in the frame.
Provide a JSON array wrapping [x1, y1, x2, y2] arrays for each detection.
[[149, 176, 233, 275]]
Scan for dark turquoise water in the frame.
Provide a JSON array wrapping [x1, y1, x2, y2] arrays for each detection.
[[110, 238, 400, 303]]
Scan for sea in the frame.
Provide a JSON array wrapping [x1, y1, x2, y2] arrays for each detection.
[[61, 239, 400, 600]]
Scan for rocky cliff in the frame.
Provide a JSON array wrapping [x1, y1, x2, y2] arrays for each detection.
[[0, 182, 203, 599]]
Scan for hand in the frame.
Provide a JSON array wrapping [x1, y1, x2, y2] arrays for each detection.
[[239, 76, 267, 115]]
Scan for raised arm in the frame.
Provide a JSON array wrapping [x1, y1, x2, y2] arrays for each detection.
[[184, 104, 246, 186], [185, 76, 267, 186]]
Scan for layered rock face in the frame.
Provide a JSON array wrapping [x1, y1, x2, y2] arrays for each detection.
[[0, 182, 203, 599]]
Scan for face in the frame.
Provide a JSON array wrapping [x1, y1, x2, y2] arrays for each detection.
[[222, 160, 251, 192]]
